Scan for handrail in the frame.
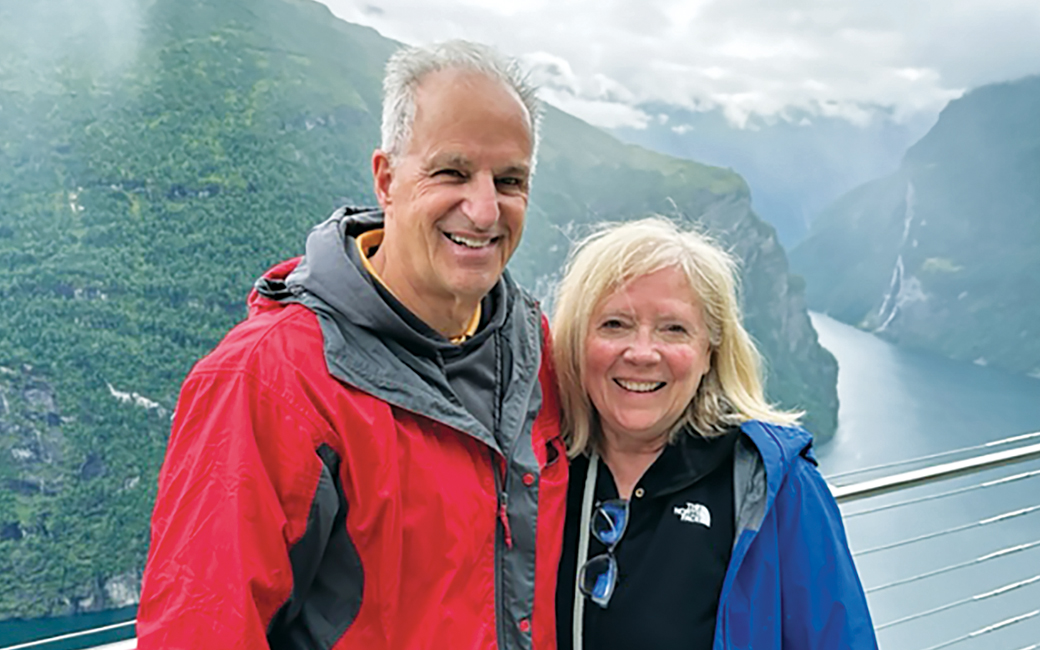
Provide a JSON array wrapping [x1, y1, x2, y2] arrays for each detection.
[[0, 621, 134, 650], [7, 438, 1040, 650], [844, 467, 1040, 518], [831, 440, 1040, 503], [826, 430, 1040, 481]]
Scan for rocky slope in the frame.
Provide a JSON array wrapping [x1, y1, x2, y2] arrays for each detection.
[[791, 75, 1040, 377]]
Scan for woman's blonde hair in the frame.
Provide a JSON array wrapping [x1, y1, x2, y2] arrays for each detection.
[[551, 216, 801, 457]]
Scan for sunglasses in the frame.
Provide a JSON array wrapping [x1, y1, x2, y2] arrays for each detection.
[[577, 498, 630, 608]]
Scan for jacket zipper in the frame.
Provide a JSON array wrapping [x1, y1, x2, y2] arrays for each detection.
[[492, 448, 512, 649]]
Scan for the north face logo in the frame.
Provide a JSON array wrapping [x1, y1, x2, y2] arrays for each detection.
[[673, 502, 711, 527]]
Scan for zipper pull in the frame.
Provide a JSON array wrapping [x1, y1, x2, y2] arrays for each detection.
[[499, 491, 513, 549]]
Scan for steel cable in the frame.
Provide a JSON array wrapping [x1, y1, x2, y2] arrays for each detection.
[[854, 504, 1040, 556], [876, 574, 1040, 630], [916, 609, 1038, 650], [866, 539, 1040, 592]]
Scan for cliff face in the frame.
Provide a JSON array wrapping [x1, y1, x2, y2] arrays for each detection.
[[791, 75, 1040, 377], [0, 0, 836, 619], [0, 364, 163, 617]]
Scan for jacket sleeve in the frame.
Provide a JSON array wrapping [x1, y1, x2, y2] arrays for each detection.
[[136, 367, 327, 649], [776, 454, 880, 650]]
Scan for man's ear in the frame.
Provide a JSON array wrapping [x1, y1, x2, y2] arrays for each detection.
[[372, 149, 393, 209]]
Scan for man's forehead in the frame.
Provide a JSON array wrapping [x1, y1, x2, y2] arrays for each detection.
[[412, 68, 531, 130], [402, 69, 534, 170]]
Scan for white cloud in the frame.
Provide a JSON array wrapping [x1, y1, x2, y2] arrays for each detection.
[[538, 88, 654, 130], [318, 0, 1040, 129]]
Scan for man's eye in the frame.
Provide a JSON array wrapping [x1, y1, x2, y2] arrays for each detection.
[[496, 176, 526, 189], [434, 169, 466, 179]]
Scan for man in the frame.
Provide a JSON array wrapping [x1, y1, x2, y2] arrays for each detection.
[[137, 41, 567, 650]]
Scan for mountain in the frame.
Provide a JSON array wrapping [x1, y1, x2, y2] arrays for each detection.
[[0, 0, 836, 619], [612, 105, 933, 246], [791, 75, 1040, 378]]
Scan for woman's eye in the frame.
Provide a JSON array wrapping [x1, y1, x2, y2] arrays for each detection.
[[662, 324, 691, 337], [600, 319, 625, 329]]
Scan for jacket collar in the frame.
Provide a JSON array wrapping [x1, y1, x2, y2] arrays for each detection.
[[271, 207, 543, 455]]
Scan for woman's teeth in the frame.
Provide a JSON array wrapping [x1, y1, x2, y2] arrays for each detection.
[[615, 379, 665, 393]]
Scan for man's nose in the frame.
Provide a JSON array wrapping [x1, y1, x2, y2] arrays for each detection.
[[463, 172, 500, 229]]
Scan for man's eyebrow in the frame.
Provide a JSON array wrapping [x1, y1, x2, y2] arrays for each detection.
[[426, 153, 472, 170], [497, 163, 531, 178]]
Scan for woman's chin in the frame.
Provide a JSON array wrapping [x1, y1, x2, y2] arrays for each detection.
[[601, 419, 676, 452]]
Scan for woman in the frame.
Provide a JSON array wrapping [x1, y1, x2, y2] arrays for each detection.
[[553, 217, 877, 649]]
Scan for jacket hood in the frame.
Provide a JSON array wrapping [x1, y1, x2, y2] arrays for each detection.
[[731, 420, 815, 542], [251, 206, 511, 360], [247, 207, 383, 323], [740, 420, 814, 497], [247, 257, 302, 317], [246, 206, 542, 453], [287, 207, 405, 345]]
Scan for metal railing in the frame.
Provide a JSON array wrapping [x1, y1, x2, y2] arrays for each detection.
[[831, 433, 1040, 503], [4, 431, 1040, 650], [831, 430, 1040, 650], [0, 622, 136, 650]]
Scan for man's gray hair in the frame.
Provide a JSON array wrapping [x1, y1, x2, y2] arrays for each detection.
[[380, 40, 541, 164]]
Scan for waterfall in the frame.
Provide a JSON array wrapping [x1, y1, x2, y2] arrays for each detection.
[[875, 182, 917, 332]]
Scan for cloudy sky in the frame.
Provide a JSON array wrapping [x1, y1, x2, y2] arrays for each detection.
[[317, 0, 1040, 130]]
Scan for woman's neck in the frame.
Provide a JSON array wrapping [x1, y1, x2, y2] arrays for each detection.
[[600, 434, 667, 500]]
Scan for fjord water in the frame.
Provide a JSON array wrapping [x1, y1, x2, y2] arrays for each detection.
[[811, 313, 1040, 650], [0, 606, 135, 649]]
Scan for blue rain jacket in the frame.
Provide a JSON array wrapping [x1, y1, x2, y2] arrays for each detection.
[[714, 420, 879, 649]]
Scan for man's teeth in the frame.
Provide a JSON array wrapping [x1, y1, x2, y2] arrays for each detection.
[[616, 379, 665, 393], [447, 233, 493, 248]]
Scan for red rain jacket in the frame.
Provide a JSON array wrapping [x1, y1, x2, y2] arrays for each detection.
[[138, 212, 567, 650]]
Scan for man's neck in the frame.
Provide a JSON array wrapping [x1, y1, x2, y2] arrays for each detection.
[[403, 292, 482, 341], [362, 234, 482, 341]]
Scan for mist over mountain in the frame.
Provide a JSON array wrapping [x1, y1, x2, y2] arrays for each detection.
[[0, 0, 837, 619], [791, 75, 1040, 378], [612, 105, 934, 246]]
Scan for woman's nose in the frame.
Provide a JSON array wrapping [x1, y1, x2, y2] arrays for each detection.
[[622, 332, 660, 364]]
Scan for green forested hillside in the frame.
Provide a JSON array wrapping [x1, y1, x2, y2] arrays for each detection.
[[791, 76, 1040, 376], [0, 0, 836, 618]]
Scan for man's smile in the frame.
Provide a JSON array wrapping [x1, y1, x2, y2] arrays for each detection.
[[445, 232, 500, 249]]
